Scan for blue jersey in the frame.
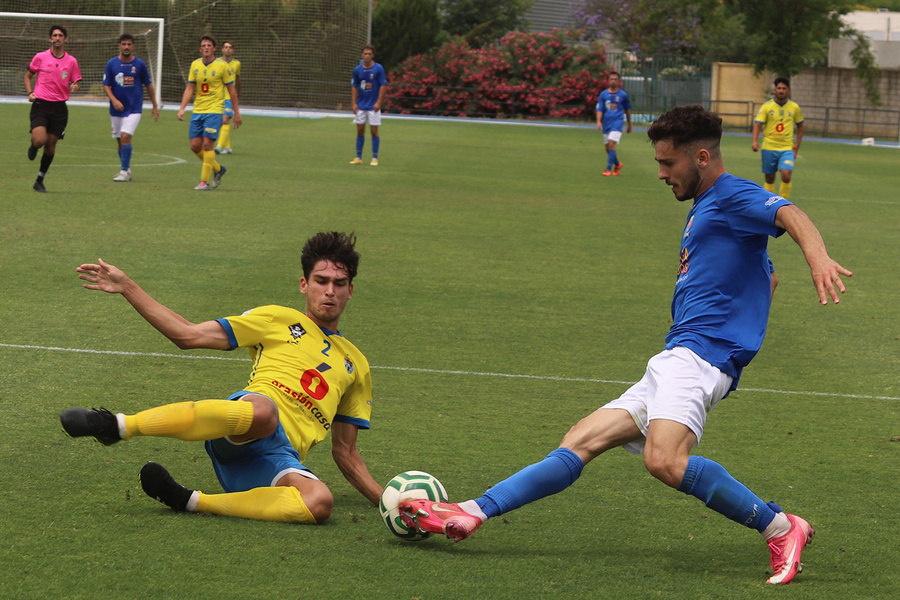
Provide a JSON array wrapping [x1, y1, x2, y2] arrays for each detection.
[[596, 88, 631, 133], [352, 61, 388, 111], [665, 173, 792, 387], [103, 56, 152, 117]]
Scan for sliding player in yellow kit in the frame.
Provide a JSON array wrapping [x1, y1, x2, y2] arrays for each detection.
[[61, 232, 383, 524]]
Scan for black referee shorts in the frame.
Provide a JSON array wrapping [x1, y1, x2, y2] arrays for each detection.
[[29, 99, 68, 139]]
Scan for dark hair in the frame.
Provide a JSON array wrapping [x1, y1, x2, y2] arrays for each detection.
[[223, 40, 234, 48], [49, 25, 67, 38], [119, 33, 135, 43], [774, 76, 790, 88], [200, 35, 217, 47], [302, 232, 360, 282], [362, 44, 375, 53], [647, 104, 722, 153], [609, 71, 619, 78]]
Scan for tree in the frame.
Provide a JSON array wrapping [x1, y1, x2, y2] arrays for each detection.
[[440, 0, 536, 46], [728, 0, 881, 105], [373, 0, 444, 72], [573, 0, 717, 59]]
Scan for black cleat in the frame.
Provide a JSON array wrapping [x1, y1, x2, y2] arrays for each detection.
[[27, 144, 38, 161], [33, 179, 47, 193], [140, 462, 194, 512], [60, 407, 122, 445]]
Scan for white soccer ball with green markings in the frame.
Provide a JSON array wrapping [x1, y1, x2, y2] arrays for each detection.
[[379, 470, 448, 541]]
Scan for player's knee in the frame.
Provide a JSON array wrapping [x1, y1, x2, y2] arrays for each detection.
[[642, 450, 686, 488], [244, 396, 278, 437], [301, 484, 334, 524]]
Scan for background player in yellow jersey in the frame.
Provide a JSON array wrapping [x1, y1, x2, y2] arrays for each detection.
[[215, 40, 240, 155], [177, 35, 241, 191], [752, 77, 803, 200], [61, 232, 383, 524]]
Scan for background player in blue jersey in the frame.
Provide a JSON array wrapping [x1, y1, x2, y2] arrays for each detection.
[[350, 45, 388, 166], [103, 33, 159, 182], [595, 71, 632, 176], [400, 105, 852, 585]]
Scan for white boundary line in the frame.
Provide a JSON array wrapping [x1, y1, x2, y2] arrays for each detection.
[[2, 343, 896, 401]]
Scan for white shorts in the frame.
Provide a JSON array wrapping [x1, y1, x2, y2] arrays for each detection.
[[354, 110, 382, 126], [601, 347, 733, 454], [110, 113, 142, 138], [603, 130, 623, 145]]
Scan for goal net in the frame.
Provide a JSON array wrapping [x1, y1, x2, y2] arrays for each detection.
[[0, 12, 164, 105], [1, 1, 372, 111]]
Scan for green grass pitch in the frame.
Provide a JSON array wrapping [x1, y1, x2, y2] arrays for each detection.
[[0, 103, 898, 599]]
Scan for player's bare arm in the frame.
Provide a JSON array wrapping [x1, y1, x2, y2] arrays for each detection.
[[227, 84, 242, 128], [103, 85, 124, 112], [177, 82, 195, 120], [77, 258, 232, 349], [751, 122, 762, 152], [147, 83, 160, 121], [331, 421, 383, 505], [774, 205, 853, 304], [794, 122, 804, 156]]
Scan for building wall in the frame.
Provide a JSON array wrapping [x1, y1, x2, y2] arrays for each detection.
[[712, 62, 900, 138]]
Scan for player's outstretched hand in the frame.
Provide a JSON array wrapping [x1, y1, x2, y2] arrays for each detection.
[[810, 258, 853, 305], [77, 258, 130, 294]]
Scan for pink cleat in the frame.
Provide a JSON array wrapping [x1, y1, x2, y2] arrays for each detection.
[[766, 514, 814, 584], [398, 500, 484, 542]]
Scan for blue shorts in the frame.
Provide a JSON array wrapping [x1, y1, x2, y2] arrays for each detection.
[[189, 113, 223, 140], [204, 391, 314, 493], [224, 99, 234, 118], [761, 149, 795, 175]]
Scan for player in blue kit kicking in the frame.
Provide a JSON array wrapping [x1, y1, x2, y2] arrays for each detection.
[[400, 105, 852, 585], [103, 34, 159, 182], [350, 45, 388, 166], [595, 71, 632, 176]]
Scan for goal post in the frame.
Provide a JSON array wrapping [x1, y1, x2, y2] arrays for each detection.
[[0, 12, 164, 106]]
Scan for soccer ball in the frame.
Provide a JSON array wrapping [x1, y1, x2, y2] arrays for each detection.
[[379, 470, 448, 541]]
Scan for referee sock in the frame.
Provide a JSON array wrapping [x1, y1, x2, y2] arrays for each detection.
[[196, 486, 317, 523], [124, 399, 254, 441], [678, 455, 777, 532], [39, 153, 54, 178], [475, 448, 584, 518], [779, 181, 792, 200]]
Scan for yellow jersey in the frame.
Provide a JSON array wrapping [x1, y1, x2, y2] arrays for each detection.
[[755, 99, 803, 151], [187, 57, 234, 114], [217, 305, 373, 460]]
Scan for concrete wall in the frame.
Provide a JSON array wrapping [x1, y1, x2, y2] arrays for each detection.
[[711, 62, 900, 138]]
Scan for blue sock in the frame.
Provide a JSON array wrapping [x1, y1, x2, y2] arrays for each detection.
[[121, 144, 133, 170], [475, 448, 584, 518], [372, 136, 380, 158], [678, 455, 777, 531], [356, 136, 364, 158], [609, 149, 618, 169]]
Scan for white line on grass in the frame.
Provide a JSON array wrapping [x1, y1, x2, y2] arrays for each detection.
[[2, 343, 896, 401]]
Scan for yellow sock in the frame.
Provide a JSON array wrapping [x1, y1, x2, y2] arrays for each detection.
[[779, 181, 792, 199], [124, 399, 254, 441], [220, 123, 231, 149], [201, 150, 220, 183], [196, 486, 317, 523], [763, 181, 775, 193]]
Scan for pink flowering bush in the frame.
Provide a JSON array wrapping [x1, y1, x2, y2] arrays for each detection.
[[385, 30, 610, 119]]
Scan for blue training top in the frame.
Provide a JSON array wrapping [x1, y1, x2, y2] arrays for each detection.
[[665, 173, 792, 389]]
